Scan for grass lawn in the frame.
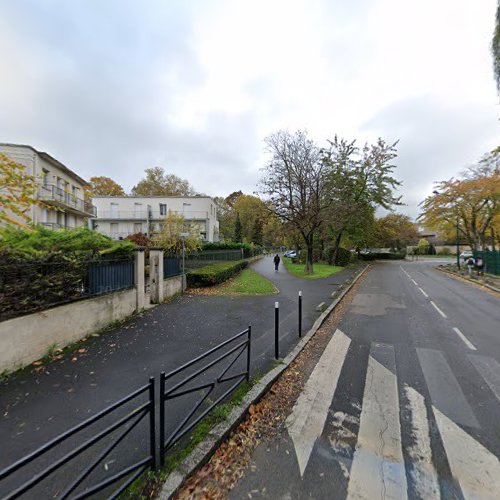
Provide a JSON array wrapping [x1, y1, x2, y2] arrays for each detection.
[[191, 268, 277, 295], [282, 257, 343, 279]]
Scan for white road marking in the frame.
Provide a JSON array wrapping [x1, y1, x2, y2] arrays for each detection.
[[417, 348, 479, 428], [430, 301, 447, 318], [469, 355, 500, 402], [400, 265, 411, 278], [452, 327, 477, 351], [433, 405, 500, 499], [418, 287, 429, 298], [405, 385, 441, 499], [286, 329, 351, 477], [411, 278, 418, 286], [347, 345, 407, 500]]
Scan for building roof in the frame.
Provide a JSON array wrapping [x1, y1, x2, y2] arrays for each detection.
[[0, 143, 89, 186], [92, 195, 215, 200]]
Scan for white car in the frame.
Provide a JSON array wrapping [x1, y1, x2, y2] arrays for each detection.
[[460, 251, 473, 261], [284, 250, 297, 258]]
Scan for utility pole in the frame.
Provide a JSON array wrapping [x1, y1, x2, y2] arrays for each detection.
[[456, 218, 460, 270]]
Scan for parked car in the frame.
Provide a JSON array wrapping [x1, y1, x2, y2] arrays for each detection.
[[284, 250, 297, 258], [460, 251, 473, 261]]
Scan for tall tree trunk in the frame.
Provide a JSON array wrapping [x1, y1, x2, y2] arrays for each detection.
[[305, 234, 314, 274], [330, 232, 343, 265], [492, 227, 497, 252]]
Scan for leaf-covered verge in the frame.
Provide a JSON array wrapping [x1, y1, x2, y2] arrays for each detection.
[[173, 269, 368, 499], [121, 378, 260, 500]]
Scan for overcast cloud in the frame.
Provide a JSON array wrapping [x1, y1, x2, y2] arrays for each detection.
[[0, 0, 498, 217]]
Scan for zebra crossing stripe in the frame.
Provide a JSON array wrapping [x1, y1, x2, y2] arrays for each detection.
[[469, 355, 500, 401], [417, 348, 479, 428], [405, 385, 441, 499], [433, 405, 500, 499], [286, 329, 351, 477], [347, 344, 407, 500]]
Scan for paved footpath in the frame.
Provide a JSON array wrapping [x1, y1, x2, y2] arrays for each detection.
[[0, 257, 359, 497], [231, 260, 500, 500]]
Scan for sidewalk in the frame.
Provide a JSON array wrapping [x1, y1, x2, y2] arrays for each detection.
[[0, 257, 360, 489]]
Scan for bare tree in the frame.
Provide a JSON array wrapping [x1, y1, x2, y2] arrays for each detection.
[[259, 130, 329, 273]]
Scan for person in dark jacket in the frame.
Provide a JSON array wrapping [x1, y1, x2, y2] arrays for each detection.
[[274, 254, 280, 271]]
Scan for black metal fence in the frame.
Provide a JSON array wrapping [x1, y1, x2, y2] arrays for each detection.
[[184, 250, 245, 270], [0, 378, 155, 499], [473, 250, 500, 276], [163, 257, 181, 279], [159, 327, 251, 464], [0, 257, 135, 321], [0, 327, 253, 498]]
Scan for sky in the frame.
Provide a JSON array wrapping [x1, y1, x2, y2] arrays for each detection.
[[0, 0, 498, 218]]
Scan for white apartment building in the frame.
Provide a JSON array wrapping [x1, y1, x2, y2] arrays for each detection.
[[0, 143, 96, 228], [91, 196, 220, 242]]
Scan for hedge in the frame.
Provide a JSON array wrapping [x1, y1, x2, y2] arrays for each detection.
[[186, 260, 248, 287], [202, 242, 253, 251], [359, 252, 406, 261]]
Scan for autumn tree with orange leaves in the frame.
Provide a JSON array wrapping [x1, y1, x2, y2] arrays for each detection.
[[0, 153, 48, 227], [419, 149, 500, 250], [88, 176, 126, 196]]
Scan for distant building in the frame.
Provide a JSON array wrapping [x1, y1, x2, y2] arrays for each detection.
[[415, 224, 448, 245], [91, 196, 220, 242], [0, 143, 96, 229]]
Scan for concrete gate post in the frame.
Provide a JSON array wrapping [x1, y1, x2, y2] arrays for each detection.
[[149, 247, 165, 304], [134, 248, 145, 311]]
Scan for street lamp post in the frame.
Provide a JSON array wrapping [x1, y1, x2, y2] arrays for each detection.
[[179, 232, 189, 275]]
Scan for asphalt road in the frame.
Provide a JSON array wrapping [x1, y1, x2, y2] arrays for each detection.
[[231, 260, 500, 500], [0, 257, 359, 498]]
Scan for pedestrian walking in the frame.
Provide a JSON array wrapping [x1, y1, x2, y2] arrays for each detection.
[[466, 256, 475, 277], [274, 254, 280, 272], [476, 255, 484, 276]]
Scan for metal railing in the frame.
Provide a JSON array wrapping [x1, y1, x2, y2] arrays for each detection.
[[38, 185, 96, 216], [0, 326, 255, 497], [0, 378, 156, 499], [163, 256, 181, 279], [95, 210, 209, 220], [473, 250, 500, 275], [159, 327, 251, 465]]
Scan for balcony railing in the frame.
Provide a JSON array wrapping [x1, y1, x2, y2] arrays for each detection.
[[38, 185, 97, 216], [96, 210, 209, 220], [39, 222, 78, 230]]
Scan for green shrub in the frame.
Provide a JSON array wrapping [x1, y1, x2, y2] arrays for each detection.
[[0, 225, 134, 258], [359, 251, 406, 261], [334, 247, 352, 266], [202, 242, 251, 251], [438, 247, 451, 255], [201, 241, 263, 257], [186, 260, 248, 287]]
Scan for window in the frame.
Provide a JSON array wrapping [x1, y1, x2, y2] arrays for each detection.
[[159, 203, 167, 215], [110, 223, 119, 236], [110, 203, 119, 217], [42, 169, 49, 187], [134, 203, 143, 217], [134, 222, 142, 233]]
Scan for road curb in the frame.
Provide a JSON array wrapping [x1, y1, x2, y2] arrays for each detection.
[[157, 264, 370, 499], [437, 267, 500, 294]]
